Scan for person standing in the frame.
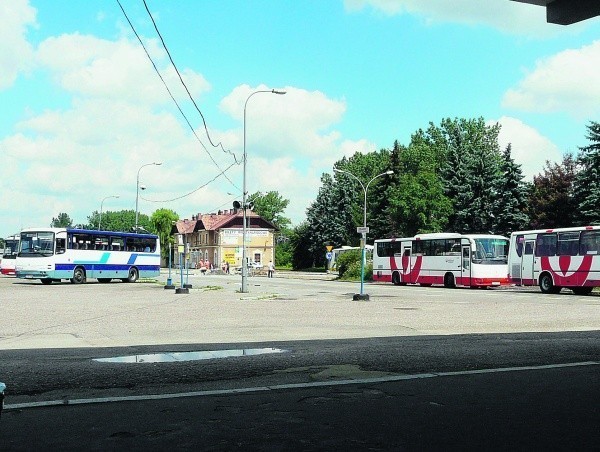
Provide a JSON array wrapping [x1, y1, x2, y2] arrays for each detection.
[[268, 261, 275, 278]]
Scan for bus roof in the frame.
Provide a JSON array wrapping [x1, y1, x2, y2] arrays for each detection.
[[19, 227, 158, 239], [509, 225, 600, 236]]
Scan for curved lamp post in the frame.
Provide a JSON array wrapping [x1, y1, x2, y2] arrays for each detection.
[[135, 162, 162, 233], [334, 168, 394, 300], [241, 89, 286, 293], [99, 195, 120, 230]]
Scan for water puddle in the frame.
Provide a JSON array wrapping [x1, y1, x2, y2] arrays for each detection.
[[94, 347, 287, 363]]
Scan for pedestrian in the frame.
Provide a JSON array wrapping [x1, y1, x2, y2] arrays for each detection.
[[225, 261, 230, 274], [268, 260, 275, 278]]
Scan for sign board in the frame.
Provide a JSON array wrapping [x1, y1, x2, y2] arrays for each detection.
[[357, 227, 369, 234], [326, 251, 333, 260], [326, 245, 334, 252]]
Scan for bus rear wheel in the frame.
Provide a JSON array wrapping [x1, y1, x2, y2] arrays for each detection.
[[392, 272, 401, 286], [70, 267, 86, 284], [123, 267, 139, 283], [539, 273, 560, 294], [443, 273, 456, 289]]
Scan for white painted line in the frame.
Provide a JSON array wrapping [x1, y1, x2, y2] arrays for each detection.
[[4, 361, 598, 411]]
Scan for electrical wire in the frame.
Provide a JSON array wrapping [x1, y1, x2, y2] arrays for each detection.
[[140, 163, 238, 203], [142, 0, 236, 161], [116, 0, 240, 192]]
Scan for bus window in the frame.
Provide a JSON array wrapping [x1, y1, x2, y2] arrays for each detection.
[[580, 230, 600, 255], [56, 238, 66, 254], [524, 241, 534, 255], [515, 235, 525, 257], [535, 233, 557, 257], [557, 231, 580, 256]]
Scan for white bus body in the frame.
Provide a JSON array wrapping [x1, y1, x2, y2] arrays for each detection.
[[508, 226, 600, 295], [16, 228, 160, 284], [373, 233, 509, 288], [1, 234, 20, 276]]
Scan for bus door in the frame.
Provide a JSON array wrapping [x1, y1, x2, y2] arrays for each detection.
[[401, 244, 412, 283], [461, 245, 471, 286], [521, 240, 536, 285]]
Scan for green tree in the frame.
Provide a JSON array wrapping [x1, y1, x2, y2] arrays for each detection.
[[151, 208, 179, 260], [247, 191, 291, 229], [290, 222, 314, 270], [385, 135, 451, 236], [573, 121, 600, 225], [528, 154, 578, 229], [86, 210, 155, 233], [434, 118, 504, 233], [493, 144, 530, 236], [51, 212, 73, 228]]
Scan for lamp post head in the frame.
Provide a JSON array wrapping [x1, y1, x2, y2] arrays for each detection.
[[140, 185, 147, 191], [154, 162, 162, 166], [385, 170, 394, 175], [272, 89, 286, 95]]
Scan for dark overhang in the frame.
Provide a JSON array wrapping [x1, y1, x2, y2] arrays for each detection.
[[512, 0, 600, 25]]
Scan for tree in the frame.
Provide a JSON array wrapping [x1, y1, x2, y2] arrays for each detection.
[[304, 173, 355, 268], [86, 210, 155, 233], [493, 144, 530, 236], [51, 212, 73, 228], [289, 222, 314, 270], [384, 135, 451, 236], [434, 118, 504, 233], [151, 208, 179, 260], [528, 154, 578, 229], [247, 191, 291, 229], [573, 121, 600, 225]]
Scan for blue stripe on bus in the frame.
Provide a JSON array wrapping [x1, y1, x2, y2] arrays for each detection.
[[55, 264, 160, 272]]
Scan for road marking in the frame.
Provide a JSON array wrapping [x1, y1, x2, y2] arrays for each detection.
[[4, 361, 599, 411]]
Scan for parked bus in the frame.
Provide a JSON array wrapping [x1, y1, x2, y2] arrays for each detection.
[[1, 234, 20, 276], [508, 226, 600, 295], [16, 228, 160, 285], [373, 233, 509, 288]]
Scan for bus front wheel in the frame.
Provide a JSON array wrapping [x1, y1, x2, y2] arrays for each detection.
[[124, 267, 139, 283], [71, 267, 86, 284], [539, 273, 560, 294]]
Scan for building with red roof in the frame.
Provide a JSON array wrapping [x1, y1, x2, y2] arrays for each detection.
[[172, 209, 278, 271]]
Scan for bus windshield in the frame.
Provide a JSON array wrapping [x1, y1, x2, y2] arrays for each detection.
[[3, 239, 19, 259], [473, 238, 509, 264], [18, 231, 55, 257]]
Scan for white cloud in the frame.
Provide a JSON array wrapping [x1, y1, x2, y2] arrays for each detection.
[[0, 0, 37, 89], [344, 0, 571, 36], [491, 116, 563, 179], [218, 84, 376, 223], [36, 33, 210, 105], [502, 40, 600, 117]]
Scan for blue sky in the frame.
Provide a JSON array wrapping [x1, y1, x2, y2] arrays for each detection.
[[1, 0, 599, 238]]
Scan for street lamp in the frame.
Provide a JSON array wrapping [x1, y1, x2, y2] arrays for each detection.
[[99, 195, 120, 230], [135, 162, 162, 233], [241, 88, 286, 293], [334, 168, 394, 300]]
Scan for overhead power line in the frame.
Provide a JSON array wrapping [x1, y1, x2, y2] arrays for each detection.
[[116, 0, 240, 192]]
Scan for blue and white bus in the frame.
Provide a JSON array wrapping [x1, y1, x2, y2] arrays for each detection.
[[16, 228, 160, 285]]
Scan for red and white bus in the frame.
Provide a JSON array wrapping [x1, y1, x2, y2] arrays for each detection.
[[373, 233, 510, 288], [1, 234, 20, 276], [508, 226, 600, 295]]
